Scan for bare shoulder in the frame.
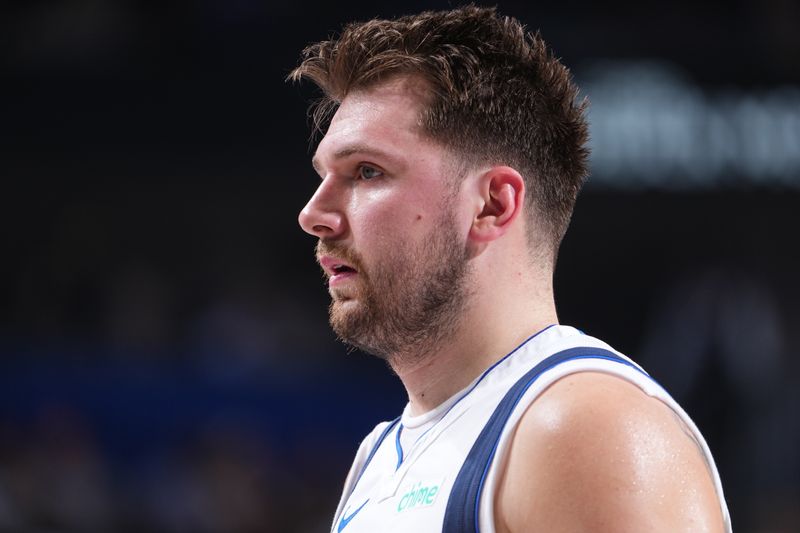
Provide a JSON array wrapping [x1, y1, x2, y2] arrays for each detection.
[[494, 371, 726, 533]]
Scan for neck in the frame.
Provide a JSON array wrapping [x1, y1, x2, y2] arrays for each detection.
[[390, 279, 558, 415]]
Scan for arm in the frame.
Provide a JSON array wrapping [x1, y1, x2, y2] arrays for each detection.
[[494, 372, 726, 533]]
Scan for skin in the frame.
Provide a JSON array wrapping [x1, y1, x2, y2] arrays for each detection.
[[494, 373, 726, 532], [299, 75, 726, 531], [300, 76, 555, 413]]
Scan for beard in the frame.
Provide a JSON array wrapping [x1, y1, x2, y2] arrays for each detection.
[[316, 210, 472, 365]]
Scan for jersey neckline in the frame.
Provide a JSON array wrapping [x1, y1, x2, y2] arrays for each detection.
[[400, 323, 562, 429]]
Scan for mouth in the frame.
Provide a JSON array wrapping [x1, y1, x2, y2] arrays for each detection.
[[318, 255, 359, 285], [331, 263, 357, 275]]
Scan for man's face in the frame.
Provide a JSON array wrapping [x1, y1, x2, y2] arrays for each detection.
[[299, 78, 473, 360]]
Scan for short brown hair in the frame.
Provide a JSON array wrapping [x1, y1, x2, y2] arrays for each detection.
[[289, 5, 589, 260]]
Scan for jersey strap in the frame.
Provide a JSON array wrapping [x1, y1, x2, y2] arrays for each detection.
[[442, 347, 644, 533], [359, 416, 402, 486], [333, 416, 401, 531]]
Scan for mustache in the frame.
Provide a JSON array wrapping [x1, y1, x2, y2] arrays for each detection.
[[315, 240, 365, 272]]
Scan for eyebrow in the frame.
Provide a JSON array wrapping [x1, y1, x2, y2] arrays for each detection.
[[311, 144, 403, 174]]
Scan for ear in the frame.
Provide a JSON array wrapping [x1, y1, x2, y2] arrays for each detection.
[[468, 166, 525, 244]]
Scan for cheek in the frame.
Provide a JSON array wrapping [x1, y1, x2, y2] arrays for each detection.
[[351, 189, 428, 234]]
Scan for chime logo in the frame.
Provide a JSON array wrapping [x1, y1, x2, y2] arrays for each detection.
[[396, 480, 443, 513]]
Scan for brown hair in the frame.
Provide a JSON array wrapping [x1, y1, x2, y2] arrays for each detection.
[[289, 5, 589, 260]]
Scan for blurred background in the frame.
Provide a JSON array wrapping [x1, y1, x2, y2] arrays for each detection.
[[1, 0, 798, 531]]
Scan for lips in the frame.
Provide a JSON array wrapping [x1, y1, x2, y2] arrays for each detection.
[[318, 255, 357, 275], [318, 255, 359, 286]]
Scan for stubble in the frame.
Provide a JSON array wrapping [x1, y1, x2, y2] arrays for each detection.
[[318, 209, 472, 367]]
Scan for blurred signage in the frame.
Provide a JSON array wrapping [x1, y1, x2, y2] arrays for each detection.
[[581, 61, 800, 188]]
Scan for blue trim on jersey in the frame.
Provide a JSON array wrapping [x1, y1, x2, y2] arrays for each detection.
[[472, 324, 558, 387], [442, 324, 559, 417], [348, 416, 401, 498], [394, 324, 558, 471], [395, 424, 404, 470], [335, 416, 400, 532], [442, 347, 648, 533]]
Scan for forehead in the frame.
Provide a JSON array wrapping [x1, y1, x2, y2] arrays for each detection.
[[313, 78, 432, 168]]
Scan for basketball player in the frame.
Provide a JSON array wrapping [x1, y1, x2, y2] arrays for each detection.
[[291, 6, 731, 532]]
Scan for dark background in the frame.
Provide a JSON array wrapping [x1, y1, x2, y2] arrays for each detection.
[[2, 0, 799, 531]]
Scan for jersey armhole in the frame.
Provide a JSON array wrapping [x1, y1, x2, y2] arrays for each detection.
[[442, 347, 640, 533]]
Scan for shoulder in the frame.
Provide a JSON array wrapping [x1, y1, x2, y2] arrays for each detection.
[[494, 371, 725, 533]]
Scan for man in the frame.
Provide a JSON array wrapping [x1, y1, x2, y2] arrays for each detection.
[[291, 6, 731, 532]]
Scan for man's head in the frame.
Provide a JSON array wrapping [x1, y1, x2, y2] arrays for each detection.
[[300, 78, 474, 361], [290, 5, 589, 261], [292, 6, 588, 361]]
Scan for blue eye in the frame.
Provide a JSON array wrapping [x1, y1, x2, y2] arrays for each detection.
[[358, 165, 383, 180]]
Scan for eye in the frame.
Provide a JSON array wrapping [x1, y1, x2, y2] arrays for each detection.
[[357, 165, 384, 180]]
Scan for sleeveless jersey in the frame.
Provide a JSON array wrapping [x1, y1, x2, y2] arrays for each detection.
[[330, 325, 732, 533]]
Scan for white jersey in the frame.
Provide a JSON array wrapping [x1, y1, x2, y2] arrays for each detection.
[[331, 325, 732, 533]]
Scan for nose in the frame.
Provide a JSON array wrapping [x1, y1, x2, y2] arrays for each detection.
[[298, 177, 347, 239]]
